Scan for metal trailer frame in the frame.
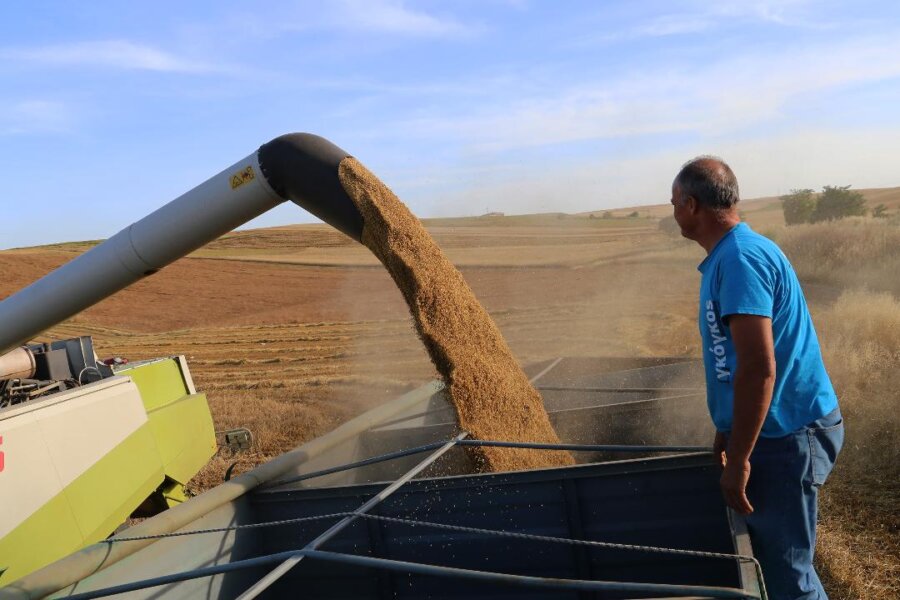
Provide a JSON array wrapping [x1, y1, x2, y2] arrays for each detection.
[[51, 437, 764, 600], [2, 357, 747, 600]]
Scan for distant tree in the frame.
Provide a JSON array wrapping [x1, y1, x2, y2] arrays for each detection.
[[780, 189, 817, 225], [811, 185, 867, 222], [872, 203, 889, 218], [658, 215, 681, 236], [628, 210, 640, 218], [601, 211, 613, 219]]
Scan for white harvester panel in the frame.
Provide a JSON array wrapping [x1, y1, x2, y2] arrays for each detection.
[[0, 377, 147, 540]]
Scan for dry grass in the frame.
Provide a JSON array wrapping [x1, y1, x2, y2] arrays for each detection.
[[816, 290, 900, 480], [810, 287, 900, 599], [773, 218, 900, 295], [817, 476, 900, 600]]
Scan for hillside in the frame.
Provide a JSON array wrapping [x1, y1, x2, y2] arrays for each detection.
[[1, 204, 897, 598], [597, 185, 900, 229]]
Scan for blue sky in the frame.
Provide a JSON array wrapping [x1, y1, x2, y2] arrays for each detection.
[[2, 0, 899, 248]]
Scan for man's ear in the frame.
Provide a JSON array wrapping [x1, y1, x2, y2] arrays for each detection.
[[686, 195, 700, 214]]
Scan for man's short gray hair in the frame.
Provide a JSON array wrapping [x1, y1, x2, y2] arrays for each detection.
[[675, 156, 740, 210]]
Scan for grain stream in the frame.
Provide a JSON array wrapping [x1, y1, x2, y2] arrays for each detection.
[[339, 157, 574, 471]]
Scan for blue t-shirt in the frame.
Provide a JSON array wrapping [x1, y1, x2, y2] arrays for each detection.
[[698, 223, 838, 437]]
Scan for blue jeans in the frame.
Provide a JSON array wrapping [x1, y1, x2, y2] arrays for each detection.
[[745, 408, 843, 599]]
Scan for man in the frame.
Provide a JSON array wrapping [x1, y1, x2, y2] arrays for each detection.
[[671, 157, 843, 599]]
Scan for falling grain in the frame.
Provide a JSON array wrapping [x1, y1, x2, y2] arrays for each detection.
[[338, 157, 574, 472]]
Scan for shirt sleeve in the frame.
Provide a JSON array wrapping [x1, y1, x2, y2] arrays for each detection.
[[719, 255, 774, 320]]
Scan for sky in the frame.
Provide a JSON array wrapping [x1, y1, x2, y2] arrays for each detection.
[[2, 0, 899, 248]]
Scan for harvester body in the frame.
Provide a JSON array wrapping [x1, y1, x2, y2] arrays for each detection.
[[0, 355, 215, 582]]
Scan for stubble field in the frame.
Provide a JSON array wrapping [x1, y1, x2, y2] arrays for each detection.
[[1, 187, 897, 598]]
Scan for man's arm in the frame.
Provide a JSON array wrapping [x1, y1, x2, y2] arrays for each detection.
[[722, 313, 776, 515]]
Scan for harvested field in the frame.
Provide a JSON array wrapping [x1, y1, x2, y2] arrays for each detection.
[[1, 193, 897, 598]]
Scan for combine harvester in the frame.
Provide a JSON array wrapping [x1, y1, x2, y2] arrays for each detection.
[[0, 134, 765, 599]]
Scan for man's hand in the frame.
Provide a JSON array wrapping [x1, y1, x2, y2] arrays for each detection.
[[714, 431, 728, 468], [721, 458, 753, 514]]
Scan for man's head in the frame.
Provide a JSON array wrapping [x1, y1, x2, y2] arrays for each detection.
[[671, 156, 741, 246]]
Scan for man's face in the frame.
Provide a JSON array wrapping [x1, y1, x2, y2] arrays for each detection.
[[671, 181, 693, 239]]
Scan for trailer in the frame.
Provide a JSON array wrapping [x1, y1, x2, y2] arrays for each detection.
[[2, 357, 762, 599]]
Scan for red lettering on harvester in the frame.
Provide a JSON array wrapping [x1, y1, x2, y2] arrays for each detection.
[[0, 435, 4, 473]]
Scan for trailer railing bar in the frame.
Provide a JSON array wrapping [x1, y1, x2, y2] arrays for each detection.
[[262, 439, 710, 492], [303, 550, 759, 599], [262, 440, 447, 490], [373, 389, 697, 430], [62, 550, 299, 600], [355, 513, 759, 564], [105, 512, 348, 543], [547, 392, 703, 414], [235, 432, 470, 600], [357, 359, 564, 432], [536, 386, 704, 393], [62, 544, 758, 600], [528, 356, 564, 384], [100, 510, 765, 595], [374, 407, 456, 429], [380, 390, 703, 430], [102, 510, 756, 565], [458, 440, 712, 453]]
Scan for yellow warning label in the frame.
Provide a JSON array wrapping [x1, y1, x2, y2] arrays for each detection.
[[230, 166, 255, 190]]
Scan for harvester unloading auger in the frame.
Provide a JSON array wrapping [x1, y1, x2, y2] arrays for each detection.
[[0, 133, 364, 359], [0, 134, 369, 582]]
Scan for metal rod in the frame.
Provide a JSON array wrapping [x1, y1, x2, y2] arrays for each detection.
[[528, 356, 563, 384], [61, 551, 300, 600], [263, 439, 711, 492], [375, 358, 562, 431], [236, 432, 469, 599], [374, 407, 455, 429], [62, 544, 757, 600], [379, 391, 702, 431], [536, 385, 704, 393], [262, 440, 447, 490], [304, 550, 759, 599], [458, 440, 712, 453], [101, 510, 757, 566], [356, 513, 758, 564]]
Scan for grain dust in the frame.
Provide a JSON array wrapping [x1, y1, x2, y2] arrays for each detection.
[[338, 157, 574, 472]]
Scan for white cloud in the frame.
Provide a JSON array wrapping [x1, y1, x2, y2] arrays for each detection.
[[1, 40, 219, 73], [241, 0, 481, 38], [714, 0, 832, 28], [584, 0, 827, 45], [376, 34, 900, 153], [334, 0, 477, 37], [409, 127, 900, 218], [0, 100, 73, 135]]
